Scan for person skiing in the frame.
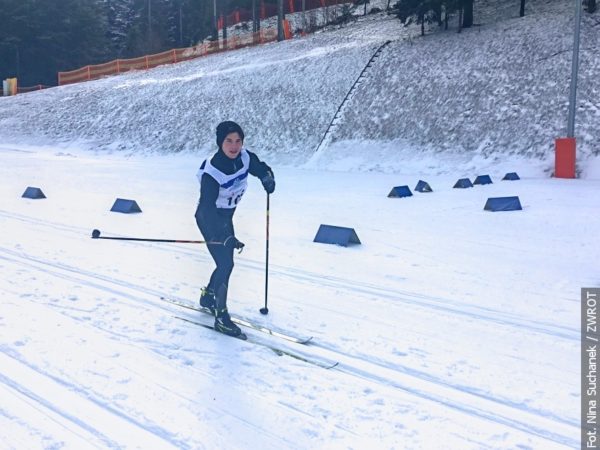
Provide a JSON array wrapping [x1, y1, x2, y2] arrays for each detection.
[[195, 121, 275, 338]]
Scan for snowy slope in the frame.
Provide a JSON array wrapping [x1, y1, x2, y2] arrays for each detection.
[[0, 144, 595, 449], [0, 0, 598, 174], [332, 0, 600, 171]]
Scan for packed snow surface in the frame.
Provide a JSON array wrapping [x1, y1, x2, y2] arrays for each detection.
[[0, 142, 595, 449], [0, 0, 598, 448]]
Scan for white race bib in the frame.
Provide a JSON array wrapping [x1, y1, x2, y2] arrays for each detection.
[[197, 150, 250, 209]]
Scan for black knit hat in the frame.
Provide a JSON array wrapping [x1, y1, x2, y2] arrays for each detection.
[[216, 121, 244, 149]]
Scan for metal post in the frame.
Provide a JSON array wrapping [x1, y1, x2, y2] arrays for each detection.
[[302, 0, 306, 31], [179, 1, 183, 46], [148, 0, 152, 53], [277, 0, 284, 41], [567, 0, 582, 138], [213, 0, 218, 40]]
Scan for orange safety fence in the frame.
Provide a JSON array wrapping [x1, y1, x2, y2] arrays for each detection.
[[58, 27, 281, 86]]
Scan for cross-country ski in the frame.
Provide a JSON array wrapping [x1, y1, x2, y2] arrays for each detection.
[[159, 296, 313, 345]]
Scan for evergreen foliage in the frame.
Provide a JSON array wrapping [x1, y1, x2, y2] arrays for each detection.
[[0, 0, 597, 87]]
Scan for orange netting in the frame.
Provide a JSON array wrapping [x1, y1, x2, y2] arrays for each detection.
[[58, 27, 281, 86]]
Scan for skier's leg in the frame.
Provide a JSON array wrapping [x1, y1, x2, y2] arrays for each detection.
[[195, 208, 232, 313], [206, 244, 242, 336], [199, 242, 232, 313]]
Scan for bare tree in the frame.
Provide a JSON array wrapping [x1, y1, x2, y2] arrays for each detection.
[[462, 0, 473, 28], [520, 0, 526, 17]]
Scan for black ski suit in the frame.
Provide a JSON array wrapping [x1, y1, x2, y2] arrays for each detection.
[[195, 148, 273, 310]]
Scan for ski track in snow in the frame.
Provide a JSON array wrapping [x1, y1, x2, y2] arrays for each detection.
[[0, 207, 578, 342], [0, 351, 181, 449], [0, 1, 594, 446], [0, 208, 579, 448]]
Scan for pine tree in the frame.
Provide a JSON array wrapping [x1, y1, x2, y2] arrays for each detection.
[[585, 0, 596, 13], [0, 0, 33, 81], [394, 0, 441, 36], [0, 0, 109, 86], [100, 0, 136, 57]]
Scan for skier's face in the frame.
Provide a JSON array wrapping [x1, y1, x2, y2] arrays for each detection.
[[222, 132, 243, 159]]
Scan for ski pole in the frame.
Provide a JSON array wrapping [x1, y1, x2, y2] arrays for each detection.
[[260, 194, 270, 315], [91, 229, 222, 244]]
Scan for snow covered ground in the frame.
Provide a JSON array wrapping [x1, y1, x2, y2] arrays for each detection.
[[0, 143, 595, 449], [0, 0, 598, 170], [0, 0, 598, 448]]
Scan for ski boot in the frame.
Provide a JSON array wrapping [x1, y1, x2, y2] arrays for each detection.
[[214, 308, 246, 339], [199, 287, 216, 316]]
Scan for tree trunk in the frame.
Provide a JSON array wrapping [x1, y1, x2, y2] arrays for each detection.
[[212, 0, 218, 40], [445, 8, 449, 30], [520, 0, 526, 17], [257, 1, 262, 31], [222, 0, 227, 42], [587, 0, 597, 13], [462, 0, 473, 28], [302, 0, 306, 31], [434, 2, 442, 26]]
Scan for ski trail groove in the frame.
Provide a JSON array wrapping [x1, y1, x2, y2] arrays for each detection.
[[0, 209, 577, 341], [0, 246, 578, 447], [0, 256, 351, 446], [0, 351, 181, 449]]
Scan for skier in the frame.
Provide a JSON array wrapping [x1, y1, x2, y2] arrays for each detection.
[[195, 121, 275, 338]]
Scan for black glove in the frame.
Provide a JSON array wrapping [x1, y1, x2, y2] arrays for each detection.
[[224, 235, 245, 251], [261, 172, 275, 194]]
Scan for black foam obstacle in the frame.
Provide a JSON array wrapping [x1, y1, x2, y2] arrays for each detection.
[[473, 175, 493, 185], [22, 187, 46, 199], [484, 196, 522, 212], [415, 180, 432, 193], [110, 198, 142, 213], [388, 186, 413, 198], [313, 224, 361, 247], [453, 178, 473, 189], [502, 172, 520, 181]]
